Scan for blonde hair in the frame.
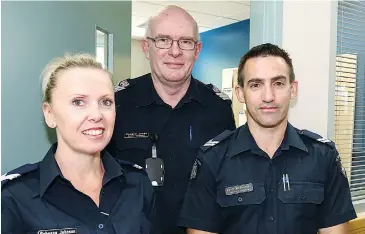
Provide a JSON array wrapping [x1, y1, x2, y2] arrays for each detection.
[[41, 53, 111, 103]]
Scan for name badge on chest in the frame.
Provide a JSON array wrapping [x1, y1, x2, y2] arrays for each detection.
[[38, 228, 77, 234], [145, 133, 165, 186], [225, 183, 254, 195], [124, 132, 149, 138]]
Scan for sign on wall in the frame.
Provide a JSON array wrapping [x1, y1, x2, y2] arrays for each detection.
[[222, 68, 246, 127]]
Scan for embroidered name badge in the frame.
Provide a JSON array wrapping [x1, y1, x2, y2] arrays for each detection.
[[225, 183, 253, 195], [37, 228, 77, 234], [124, 132, 149, 139]]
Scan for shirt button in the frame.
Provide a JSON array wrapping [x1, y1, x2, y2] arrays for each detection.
[[300, 195, 307, 200], [269, 188, 274, 193], [237, 196, 243, 202], [98, 224, 104, 229], [269, 216, 274, 221]]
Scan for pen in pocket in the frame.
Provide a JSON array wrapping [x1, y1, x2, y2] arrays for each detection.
[[189, 126, 192, 141], [282, 174, 290, 191]]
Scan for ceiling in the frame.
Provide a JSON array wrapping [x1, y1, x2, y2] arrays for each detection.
[[132, 0, 251, 39]]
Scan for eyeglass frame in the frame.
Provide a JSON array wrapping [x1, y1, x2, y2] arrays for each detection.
[[146, 36, 200, 51]]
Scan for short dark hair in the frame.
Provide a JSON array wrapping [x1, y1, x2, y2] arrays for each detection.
[[237, 43, 295, 87]]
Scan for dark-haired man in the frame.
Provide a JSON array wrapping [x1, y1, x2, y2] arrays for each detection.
[[178, 43, 357, 234]]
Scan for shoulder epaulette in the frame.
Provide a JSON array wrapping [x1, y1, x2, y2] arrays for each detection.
[[201, 130, 234, 152], [1, 163, 38, 188], [298, 129, 336, 148], [114, 79, 132, 92], [115, 159, 144, 170], [206, 84, 232, 104]]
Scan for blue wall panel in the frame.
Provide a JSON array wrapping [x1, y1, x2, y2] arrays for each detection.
[[193, 20, 250, 88]]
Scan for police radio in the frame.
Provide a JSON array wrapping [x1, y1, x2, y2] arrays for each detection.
[[145, 133, 165, 186]]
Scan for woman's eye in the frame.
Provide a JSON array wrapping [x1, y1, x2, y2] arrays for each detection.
[[72, 99, 85, 106], [101, 99, 114, 107]]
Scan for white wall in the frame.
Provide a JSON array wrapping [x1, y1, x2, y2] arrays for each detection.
[[131, 39, 151, 78], [249, 1, 337, 139], [282, 1, 337, 139]]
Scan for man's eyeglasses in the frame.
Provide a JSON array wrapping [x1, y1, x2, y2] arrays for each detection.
[[146, 37, 198, 50]]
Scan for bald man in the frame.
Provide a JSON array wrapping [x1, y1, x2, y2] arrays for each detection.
[[107, 5, 236, 234]]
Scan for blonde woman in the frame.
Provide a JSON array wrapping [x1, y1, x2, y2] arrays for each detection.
[[1, 53, 156, 234]]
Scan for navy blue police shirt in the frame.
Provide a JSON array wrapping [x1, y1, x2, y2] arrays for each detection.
[[106, 73, 236, 233], [178, 123, 357, 234], [1, 144, 155, 234]]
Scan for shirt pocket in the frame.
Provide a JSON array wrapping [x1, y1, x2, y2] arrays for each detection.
[[277, 182, 324, 224], [278, 182, 324, 205], [217, 183, 266, 207], [216, 183, 266, 233], [113, 213, 151, 234], [116, 138, 151, 166]]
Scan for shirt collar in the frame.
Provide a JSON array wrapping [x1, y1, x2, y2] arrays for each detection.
[[39, 143, 62, 197], [101, 150, 124, 186], [39, 143, 124, 197], [286, 122, 308, 152], [136, 73, 204, 107], [230, 122, 308, 158], [185, 77, 204, 105]]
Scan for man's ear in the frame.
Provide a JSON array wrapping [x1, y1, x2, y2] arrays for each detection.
[[141, 39, 150, 60], [235, 84, 245, 104], [290, 80, 298, 100], [194, 42, 202, 60]]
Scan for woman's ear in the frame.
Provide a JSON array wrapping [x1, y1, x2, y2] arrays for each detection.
[[42, 102, 56, 128]]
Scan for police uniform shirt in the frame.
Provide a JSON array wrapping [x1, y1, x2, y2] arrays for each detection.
[[1, 144, 155, 234], [178, 123, 357, 234], [108, 73, 235, 233]]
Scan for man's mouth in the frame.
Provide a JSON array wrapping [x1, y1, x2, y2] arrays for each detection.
[[165, 62, 184, 69]]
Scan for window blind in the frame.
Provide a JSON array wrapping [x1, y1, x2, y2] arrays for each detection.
[[335, 0, 365, 203]]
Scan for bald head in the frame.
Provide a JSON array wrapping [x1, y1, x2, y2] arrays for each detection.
[[141, 5, 202, 86], [145, 5, 200, 41]]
